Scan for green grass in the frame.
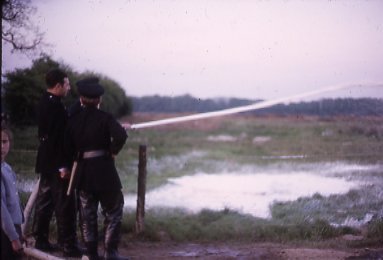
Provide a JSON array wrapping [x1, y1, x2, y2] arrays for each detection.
[[270, 187, 383, 225], [7, 126, 38, 177], [121, 207, 361, 243]]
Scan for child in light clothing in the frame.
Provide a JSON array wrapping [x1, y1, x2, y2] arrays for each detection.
[[1, 125, 24, 259]]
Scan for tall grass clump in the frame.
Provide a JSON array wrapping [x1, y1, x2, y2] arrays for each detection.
[[120, 207, 355, 243], [366, 218, 383, 243], [270, 188, 383, 227]]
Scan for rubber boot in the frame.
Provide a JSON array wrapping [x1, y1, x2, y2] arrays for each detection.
[[34, 214, 57, 252], [103, 251, 130, 260], [33, 177, 56, 252], [83, 241, 99, 260], [57, 214, 83, 257], [103, 244, 130, 260]]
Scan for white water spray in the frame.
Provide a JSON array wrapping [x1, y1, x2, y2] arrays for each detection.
[[128, 83, 382, 130]]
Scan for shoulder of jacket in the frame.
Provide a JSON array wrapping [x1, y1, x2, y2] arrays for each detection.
[[97, 110, 114, 119], [41, 94, 62, 106]]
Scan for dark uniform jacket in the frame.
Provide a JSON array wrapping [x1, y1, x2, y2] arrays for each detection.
[[63, 106, 127, 191], [35, 92, 68, 177]]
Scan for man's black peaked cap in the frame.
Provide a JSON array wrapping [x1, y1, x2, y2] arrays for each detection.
[[76, 77, 105, 98]]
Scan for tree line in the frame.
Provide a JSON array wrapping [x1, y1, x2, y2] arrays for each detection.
[[131, 95, 383, 117], [2, 55, 133, 126], [3, 55, 382, 128]]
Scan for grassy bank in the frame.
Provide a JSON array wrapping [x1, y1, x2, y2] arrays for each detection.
[[120, 207, 383, 247], [7, 114, 383, 246]]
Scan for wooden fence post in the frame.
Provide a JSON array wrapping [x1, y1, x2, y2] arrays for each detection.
[[136, 145, 147, 234]]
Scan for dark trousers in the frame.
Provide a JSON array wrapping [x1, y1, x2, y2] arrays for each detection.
[[33, 174, 78, 248], [78, 190, 124, 255], [1, 225, 22, 260]]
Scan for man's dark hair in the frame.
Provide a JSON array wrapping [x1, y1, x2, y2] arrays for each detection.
[[80, 97, 101, 107], [45, 69, 68, 89]]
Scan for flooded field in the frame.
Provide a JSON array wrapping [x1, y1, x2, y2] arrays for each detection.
[[11, 115, 383, 243], [124, 161, 382, 223]]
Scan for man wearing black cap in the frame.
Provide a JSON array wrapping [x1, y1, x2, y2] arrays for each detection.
[[62, 77, 129, 260], [34, 68, 82, 257]]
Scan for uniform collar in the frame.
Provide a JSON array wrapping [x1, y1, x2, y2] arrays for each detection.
[[45, 91, 62, 100]]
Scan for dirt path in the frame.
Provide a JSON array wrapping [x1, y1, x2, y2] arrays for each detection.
[[118, 242, 382, 260], [22, 240, 383, 259]]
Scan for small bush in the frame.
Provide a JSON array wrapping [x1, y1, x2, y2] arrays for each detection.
[[367, 218, 383, 242]]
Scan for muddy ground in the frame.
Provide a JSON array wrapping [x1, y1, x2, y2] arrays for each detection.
[[23, 239, 383, 260], [118, 241, 383, 260]]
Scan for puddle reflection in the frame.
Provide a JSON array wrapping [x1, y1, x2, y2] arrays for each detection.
[[125, 162, 370, 218]]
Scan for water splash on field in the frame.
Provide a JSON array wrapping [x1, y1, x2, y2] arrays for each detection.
[[125, 161, 379, 219]]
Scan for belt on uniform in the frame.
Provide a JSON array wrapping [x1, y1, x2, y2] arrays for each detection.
[[82, 150, 107, 159]]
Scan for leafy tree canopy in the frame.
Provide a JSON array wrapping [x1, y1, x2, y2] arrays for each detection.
[[2, 55, 132, 126]]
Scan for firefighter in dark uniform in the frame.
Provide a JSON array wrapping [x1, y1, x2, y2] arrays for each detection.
[[34, 69, 82, 257], [62, 77, 129, 260]]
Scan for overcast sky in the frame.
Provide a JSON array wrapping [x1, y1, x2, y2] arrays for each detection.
[[2, 0, 383, 100]]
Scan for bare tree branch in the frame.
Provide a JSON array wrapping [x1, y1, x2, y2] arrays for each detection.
[[2, 0, 47, 55]]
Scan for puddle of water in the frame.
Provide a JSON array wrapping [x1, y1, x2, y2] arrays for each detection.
[[125, 162, 369, 218]]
